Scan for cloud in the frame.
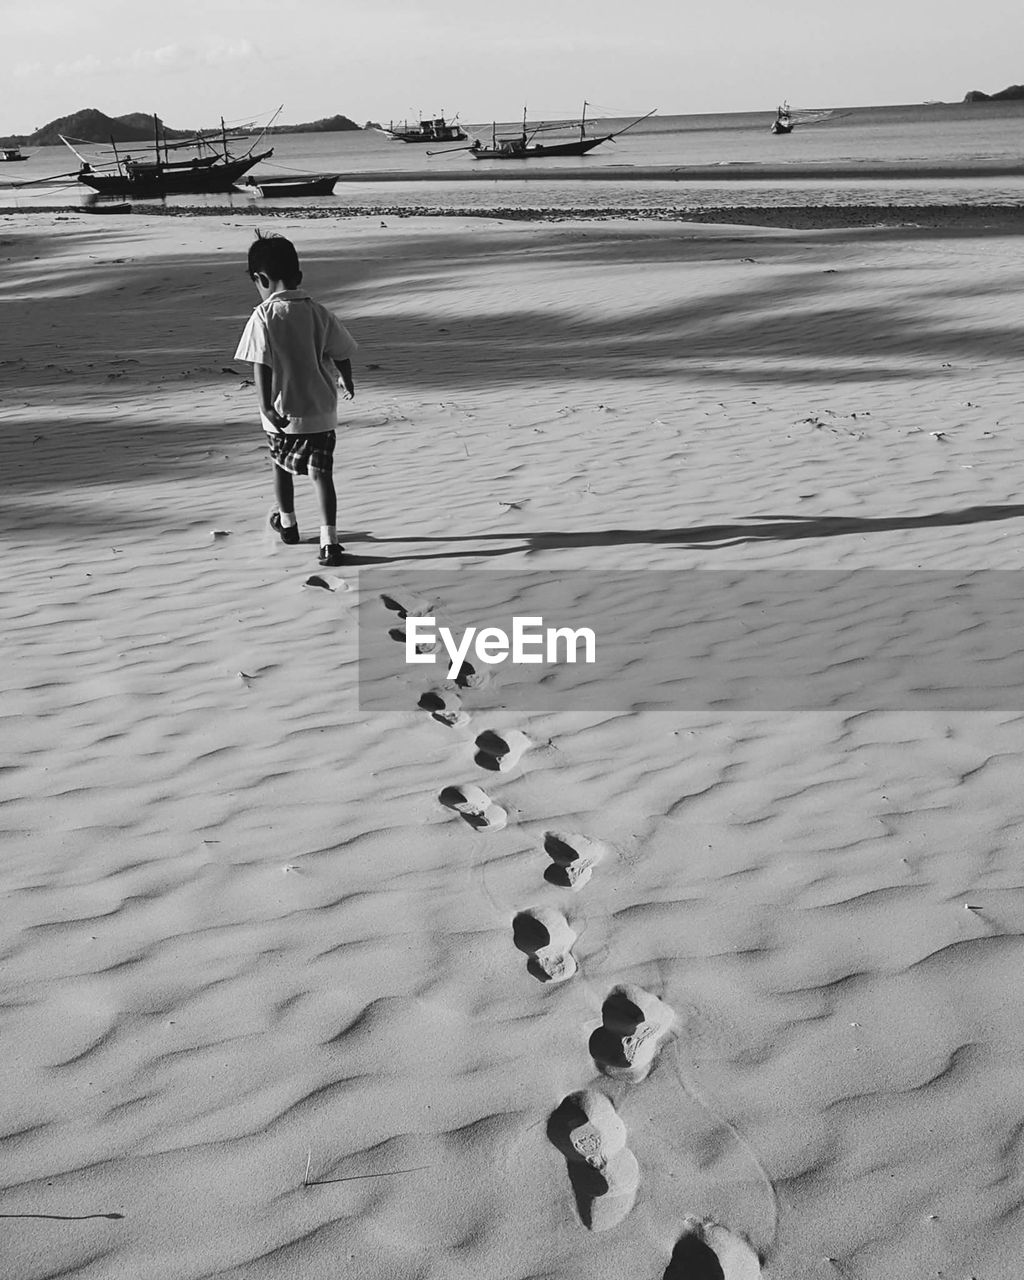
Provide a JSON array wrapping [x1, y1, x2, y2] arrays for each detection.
[[119, 39, 257, 70], [199, 39, 255, 66], [13, 39, 256, 81], [121, 44, 186, 70], [14, 53, 101, 79]]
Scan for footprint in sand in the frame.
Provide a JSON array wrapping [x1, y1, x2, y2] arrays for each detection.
[[304, 573, 348, 592], [512, 908, 577, 983], [474, 728, 530, 772], [439, 783, 507, 831], [547, 1090, 639, 1231], [380, 591, 433, 620], [589, 984, 676, 1083], [543, 831, 606, 890], [454, 659, 489, 690], [663, 1217, 763, 1279], [389, 625, 440, 655], [419, 688, 470, 727]]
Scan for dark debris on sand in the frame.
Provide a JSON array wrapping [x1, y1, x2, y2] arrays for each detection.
[[130, 203, 1024, 233], [12, 203, 1024, 233]]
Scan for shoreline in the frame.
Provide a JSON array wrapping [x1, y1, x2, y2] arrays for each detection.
[[6, 157, 1024, 196]]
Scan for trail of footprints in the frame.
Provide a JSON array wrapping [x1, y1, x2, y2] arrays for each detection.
[[381, 592, 764, 1275]]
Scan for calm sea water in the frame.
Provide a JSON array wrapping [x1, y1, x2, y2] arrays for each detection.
[[3, 100, 1024, 214]]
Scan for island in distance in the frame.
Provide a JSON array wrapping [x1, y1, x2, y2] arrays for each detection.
[[0, 108, 361, 148], [963, 83, 1024, 101]]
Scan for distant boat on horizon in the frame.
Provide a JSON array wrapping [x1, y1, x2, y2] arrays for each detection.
[[770, 103, 794, 134], [770, 102, 838, 133]]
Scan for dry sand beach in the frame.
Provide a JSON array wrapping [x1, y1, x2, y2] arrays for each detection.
[[3, 207, 1024, 1279]]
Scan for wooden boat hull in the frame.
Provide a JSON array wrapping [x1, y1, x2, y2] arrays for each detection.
[[391, 130, 467, 143], [770, 121, 793, 135], [245, 175, 339, 197], [470, 134, 611, 160], [82, 202, 133, 215], [78, 149, 273, 197], [0, 154, 30, 162]]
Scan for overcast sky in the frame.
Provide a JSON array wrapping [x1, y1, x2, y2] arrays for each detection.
[[6, 0, 1022, 132]]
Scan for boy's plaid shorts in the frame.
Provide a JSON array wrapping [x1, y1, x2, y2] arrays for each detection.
[[267, 430, 336, 478]]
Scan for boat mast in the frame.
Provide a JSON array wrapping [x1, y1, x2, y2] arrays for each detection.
[[59, 134, 91, 165], [153, 113, 161, 165], [581, 100, 587, 142], [221, 117, 229, 160]]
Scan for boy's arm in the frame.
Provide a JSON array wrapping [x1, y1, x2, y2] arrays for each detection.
[[253, 363, 289, 431], [333, 357, 355, 400]]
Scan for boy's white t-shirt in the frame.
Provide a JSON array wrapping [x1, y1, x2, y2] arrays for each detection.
[[235, 289, 358, 435]]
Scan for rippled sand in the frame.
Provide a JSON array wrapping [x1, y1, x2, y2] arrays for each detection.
[[2, 210, 1024, 1278]]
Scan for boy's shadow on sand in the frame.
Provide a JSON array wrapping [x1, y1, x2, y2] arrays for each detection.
[[347, 503, 1024, 562]]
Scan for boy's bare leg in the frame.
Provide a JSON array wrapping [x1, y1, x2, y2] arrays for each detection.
[[273, 463, 295, 515], [312, 472, 342, 565], [312, 473, 338, 529]]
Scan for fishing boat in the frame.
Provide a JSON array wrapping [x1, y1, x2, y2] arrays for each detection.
[[241, 173, 339, 197], [385, 115, 467, 143], [467, 103, 654, 160], [770, 102, 838, 134], [1, 146, 30, 162], [62, 111, 277, 197], [770, 103, 794, 134]]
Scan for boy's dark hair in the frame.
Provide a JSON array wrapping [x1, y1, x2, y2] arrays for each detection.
[[247, 232, 302, 287]]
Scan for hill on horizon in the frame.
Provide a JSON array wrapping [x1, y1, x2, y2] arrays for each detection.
[[1, 108, 194, 148], [1, 108, 362, 147], [267, 113, 360, 133], [964, 83, 1024, 102]]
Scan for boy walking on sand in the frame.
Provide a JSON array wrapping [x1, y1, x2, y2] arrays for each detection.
[[234, 233, 357, 567]]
